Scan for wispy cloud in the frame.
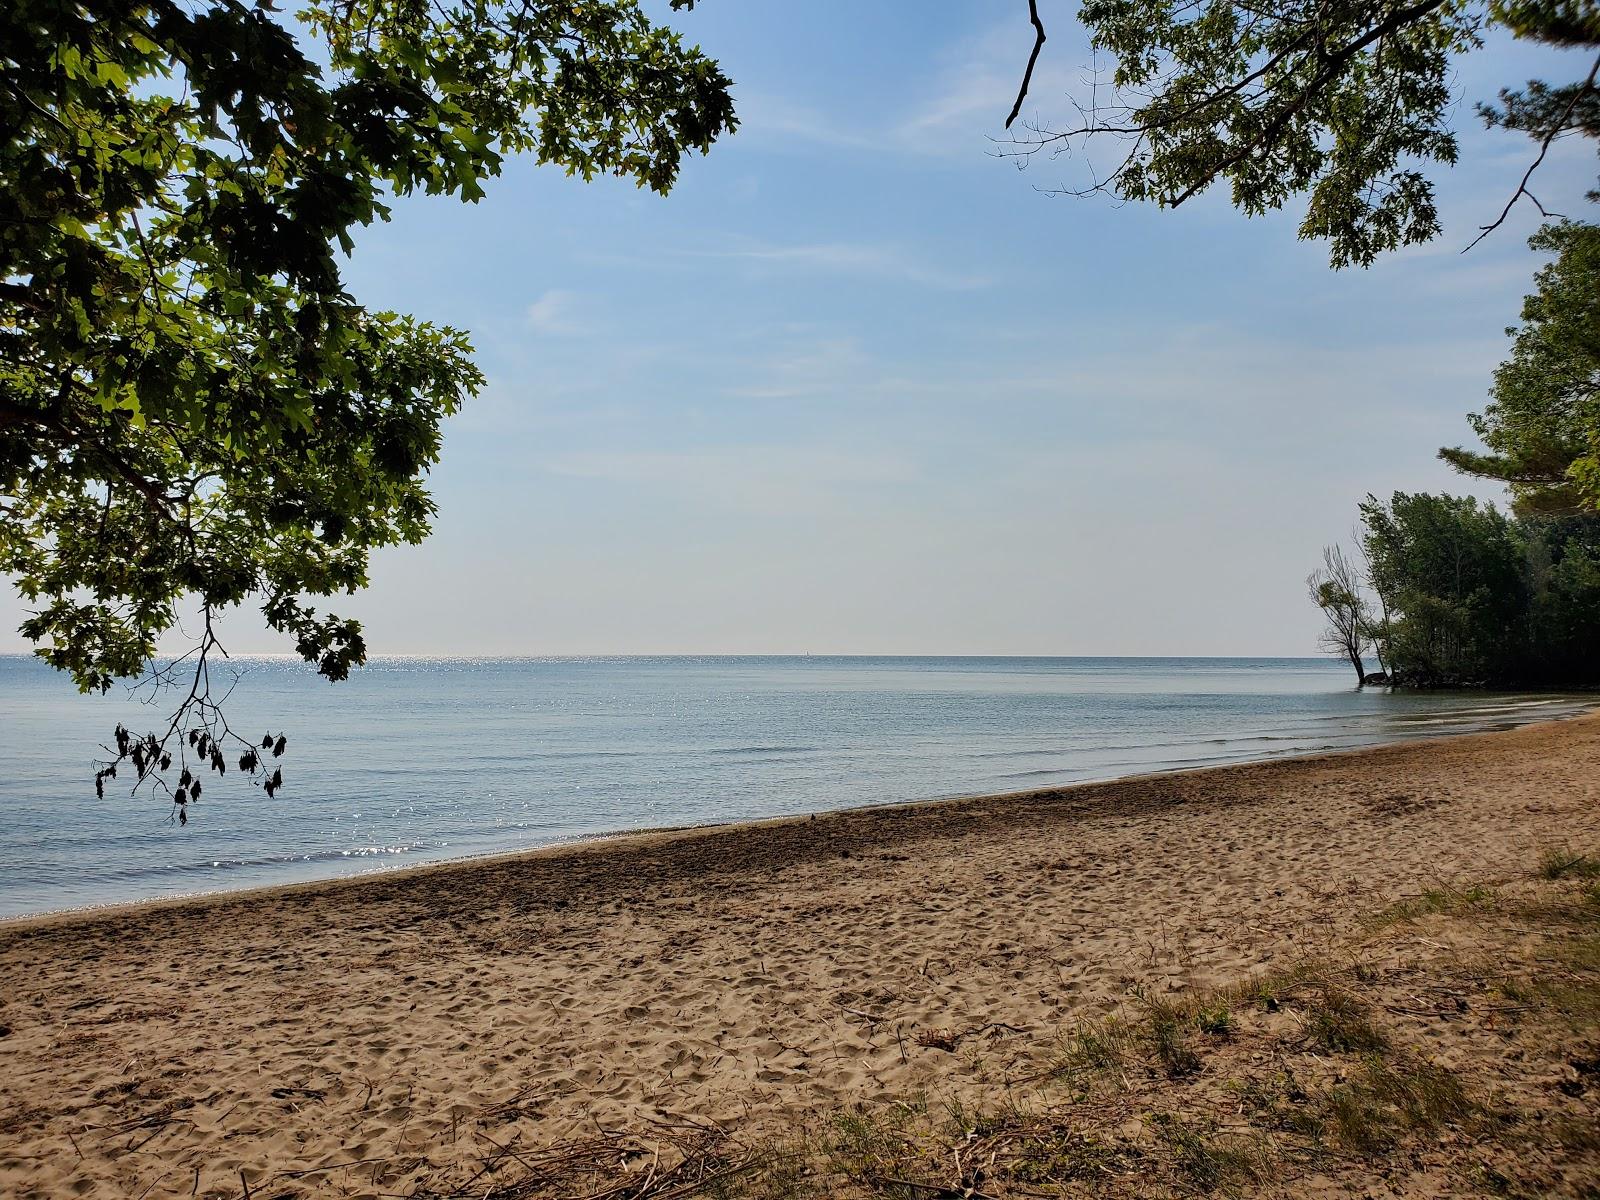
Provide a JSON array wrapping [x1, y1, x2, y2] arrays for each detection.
[[720, 336, 874, 400], [732, 90, 881, 153], [544, 445, 920, 516], [691, 238, 990, 290], [895, 28, 1040, 145], [525, 289, 589, 336], [736, 16, 1094, 162]]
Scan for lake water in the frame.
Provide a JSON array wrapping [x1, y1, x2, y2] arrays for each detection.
[[0, 654, 1589, 918]]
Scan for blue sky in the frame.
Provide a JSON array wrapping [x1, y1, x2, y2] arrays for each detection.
[[5, 0, 1598, 657]]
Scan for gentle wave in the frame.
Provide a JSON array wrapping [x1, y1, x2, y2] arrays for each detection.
[[0, 655, 1590, 918], [33, 844, 443, 885]]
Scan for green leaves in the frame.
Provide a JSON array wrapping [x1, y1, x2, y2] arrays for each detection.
[[1440, 221, 1600, 513], [1360, 493, 1600, 684], [1016, 0, 1597, 266], [1360, 492, 1528, 683], [1076, 0, 1481, 266], [0, 0, 734, 809]]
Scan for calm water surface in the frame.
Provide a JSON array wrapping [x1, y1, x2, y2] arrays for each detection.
[[0, 655, 1589, 918]]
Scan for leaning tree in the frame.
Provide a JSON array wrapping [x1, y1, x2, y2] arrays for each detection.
[[1308, 544, 1378, 684]]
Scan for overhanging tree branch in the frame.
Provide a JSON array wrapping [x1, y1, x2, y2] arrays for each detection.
[[2, 0, 736, 811], [996, 0, 1599, 266], [1006, 0, 1048, 129], [1463, 51, 1600, 254], [1165, 0, 1451, 208]]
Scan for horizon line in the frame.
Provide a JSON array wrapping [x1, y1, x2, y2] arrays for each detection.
[[0, 650, 1332, 662]]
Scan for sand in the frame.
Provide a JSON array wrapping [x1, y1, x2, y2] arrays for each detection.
[[1, 714, 1597, 1198]]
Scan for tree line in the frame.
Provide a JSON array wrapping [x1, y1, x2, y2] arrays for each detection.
[[1312, 223, 1600, 687]]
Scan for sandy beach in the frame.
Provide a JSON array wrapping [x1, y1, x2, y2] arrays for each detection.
[[2, 714, 1598, 1198]]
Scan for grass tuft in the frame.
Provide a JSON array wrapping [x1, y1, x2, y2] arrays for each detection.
[[1054, 1017, 1137, 1080], [1150, 1112, 1270, 1193], [1540, 846, 1600, 882], [1325, 1057, 1474, 1157], [1195, 1002, 1236, 1039], [1307, 986, 1389, 1055], [1004, 1124, 1136, 1185], [1143, 999, 1203, 1078], [1373, 883, 1495, 927]]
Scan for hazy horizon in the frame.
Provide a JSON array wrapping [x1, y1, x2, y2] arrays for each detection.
[[0, 649, 1346, 662]]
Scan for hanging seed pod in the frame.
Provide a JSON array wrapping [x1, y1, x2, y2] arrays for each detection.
[[160, 752, 172, 771], [180, 767, 193, 787], [270, 768, 282, 789], [175, 787, 188, 805], [262, 734, 273, 750], [239, 750, 257, 772], [272, 735, 287, 758], [211, 748, 225, 774], [190, 780, 201, 799]]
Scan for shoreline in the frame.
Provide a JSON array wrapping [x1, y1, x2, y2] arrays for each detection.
[[4, 712, 1599, 1198], [0, 705, 1587, 931], [0, 707, 1592, 936], [3, 651, 1592, 924]]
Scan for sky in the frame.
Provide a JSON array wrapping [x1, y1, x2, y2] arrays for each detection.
[[5, 0, 1598, 658]]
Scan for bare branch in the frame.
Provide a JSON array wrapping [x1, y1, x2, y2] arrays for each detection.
[[99, 600, 288, 820], [1006, 0, 1048, 129], [1309, 543, 1376, 685], [1463, 52, 1599, 254]]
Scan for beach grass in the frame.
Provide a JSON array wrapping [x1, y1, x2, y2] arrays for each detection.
[[392, 843, 1600, 1197], [667, 846, 1600, 1199]]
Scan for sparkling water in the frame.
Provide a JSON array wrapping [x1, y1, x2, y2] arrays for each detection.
[[0, 654, 1588, 917]]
